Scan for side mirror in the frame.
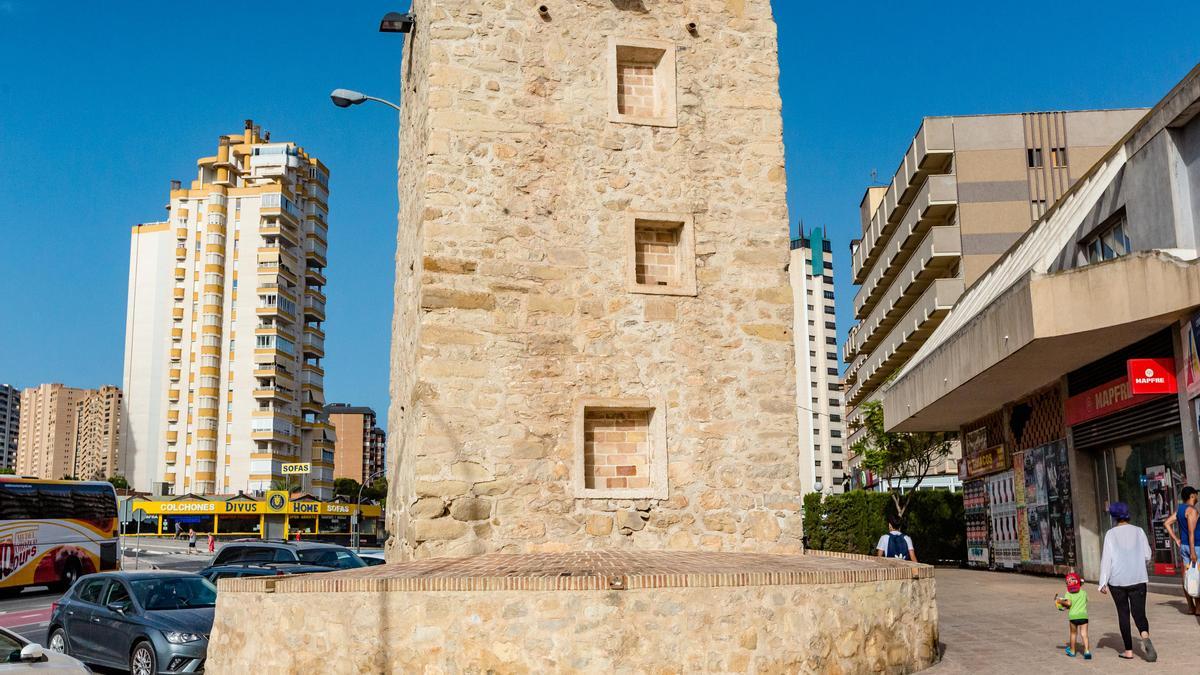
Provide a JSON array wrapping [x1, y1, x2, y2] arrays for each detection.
[[107, 601, 131, 615], [19, 644, 46, 662]]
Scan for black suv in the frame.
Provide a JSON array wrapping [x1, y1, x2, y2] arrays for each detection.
[[210, 541, 367, 570], [198, 562, 333, 583]]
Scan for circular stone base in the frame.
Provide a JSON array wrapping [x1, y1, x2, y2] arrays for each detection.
[[207, 550, 938, 674]]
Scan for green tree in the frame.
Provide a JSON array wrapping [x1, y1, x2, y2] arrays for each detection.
[[333, 478, 361, 500], [363, 476, 387, 503], [107, 475, 130, 489], [0, 468, 14, 475], [850, 400, 953, 520], [269, 477, 298, 492]]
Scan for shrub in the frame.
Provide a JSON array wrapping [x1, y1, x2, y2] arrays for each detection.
[[802, 489, 964, 564]]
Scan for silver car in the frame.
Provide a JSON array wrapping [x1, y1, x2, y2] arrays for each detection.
[[0, 625, 88, 672], [47, 571, 215, 674]]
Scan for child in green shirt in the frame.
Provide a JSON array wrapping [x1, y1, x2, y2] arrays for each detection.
[[1055, 572, 1091, 659]]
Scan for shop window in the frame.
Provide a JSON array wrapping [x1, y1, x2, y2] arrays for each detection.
[[607, 37, 677, 127], [572, 397, 667, 499]]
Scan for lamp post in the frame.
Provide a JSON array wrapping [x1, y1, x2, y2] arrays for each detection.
[[354, 468, 388, 552], [329, 89, 401, 112]]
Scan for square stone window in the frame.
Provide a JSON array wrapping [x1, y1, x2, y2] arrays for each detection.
[[607, 37, 677, 128], [572, 397, 667, 500], [626, 212, 696, 297]]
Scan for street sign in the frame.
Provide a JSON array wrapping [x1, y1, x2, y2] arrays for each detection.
[[281, 462, 312, 475]]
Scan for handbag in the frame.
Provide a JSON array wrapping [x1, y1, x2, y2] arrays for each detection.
[[1185, 565, 1200, 598]]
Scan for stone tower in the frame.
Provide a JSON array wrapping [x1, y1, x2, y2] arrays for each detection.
[[389, 0, 798, 559]]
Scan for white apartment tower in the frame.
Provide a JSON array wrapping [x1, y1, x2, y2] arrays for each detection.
[[0, 384, 18, 470], [121, 121, 334, 498], [790, 227, 846, 495]]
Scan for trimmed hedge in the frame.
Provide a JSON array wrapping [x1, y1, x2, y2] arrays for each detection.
[[802, 490, 964, 564]]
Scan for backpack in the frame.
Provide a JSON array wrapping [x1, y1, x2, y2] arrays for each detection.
[[885, 532, 909, 559]]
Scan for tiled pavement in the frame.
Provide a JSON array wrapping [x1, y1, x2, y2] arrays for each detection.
[[930, 568, 1200, 673]]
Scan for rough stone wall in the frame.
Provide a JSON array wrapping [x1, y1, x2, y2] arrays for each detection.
[[208, 579, 938, 674], [390, 0, 798, 559]]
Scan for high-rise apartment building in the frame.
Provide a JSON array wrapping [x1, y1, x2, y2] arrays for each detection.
[[790, 227, 846, 495], [842, 109, 1146, 489], [0, 384, 19, 470], [73, 385, 122, 480], [325, 404, 385, 485], [16, 383, 87, 479], [121, 121, 334, 498]]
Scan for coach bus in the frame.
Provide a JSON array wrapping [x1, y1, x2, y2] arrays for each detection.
[[0, 478, 119, 594]]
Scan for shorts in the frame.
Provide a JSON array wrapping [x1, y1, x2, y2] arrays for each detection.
[[1183, 545, 1196, 567], [188, 542, 196, 548], [1069, 618, 1088, 626]]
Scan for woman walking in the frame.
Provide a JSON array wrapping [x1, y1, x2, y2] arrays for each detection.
[[1097, 502, 1156, 661]]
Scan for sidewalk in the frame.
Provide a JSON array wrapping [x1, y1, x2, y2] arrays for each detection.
[[930, 568, 1200, 673]]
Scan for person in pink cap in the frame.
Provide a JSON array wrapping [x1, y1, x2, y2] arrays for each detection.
[[1055, 572, 1091, 659]]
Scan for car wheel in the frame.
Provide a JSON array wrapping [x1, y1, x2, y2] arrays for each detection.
[[47, 627, 68, 655], [130, 640, 157, 675]]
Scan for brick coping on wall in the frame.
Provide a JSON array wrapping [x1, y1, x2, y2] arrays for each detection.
[[220, 549, 930, 594]]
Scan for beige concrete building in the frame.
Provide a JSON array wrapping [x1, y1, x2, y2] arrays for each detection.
[[73, 385, 122, 480], [880, 64, 1200, 579], [325, 404, 385, 484], [843, 109, 1146, 488], [121, 122, 334, 498], [0, 384, 18, 471], [16, 384, 86, 479], [388, 0, 798, 559], [790, 228, 846, 495]]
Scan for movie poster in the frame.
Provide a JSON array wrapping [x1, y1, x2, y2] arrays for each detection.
[[1019, 441, 1075, 567], [1013, 451, 1030, 562]]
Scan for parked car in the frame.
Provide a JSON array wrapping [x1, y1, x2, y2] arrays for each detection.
[[211, 540, 366, 570], [198, 562, 332, 583], [357, 552, 387, 566], [47, 571, 215, 675], [0, 625, 88, 672]]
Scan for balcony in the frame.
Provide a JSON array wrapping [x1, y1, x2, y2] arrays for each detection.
[[304, 238, 327, 267], [847, 226, 961, 359], [176, 227, 188, 240], [852, 117, 955, 283], [854, 175, 959, 320], [302, 330, 324, 357], [303, 295, 325, 321], [175, 246, 187, 260], [174, 267, 186, 281], [846, 277, 964, 407], [305, 266, 326, 286]]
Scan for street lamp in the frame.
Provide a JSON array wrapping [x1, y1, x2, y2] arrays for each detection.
[[354, 468, 388, 552], [329, 88, 401, 112]]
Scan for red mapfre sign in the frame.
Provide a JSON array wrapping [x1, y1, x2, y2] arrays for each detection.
[[1065, 377, 1162, 426], [1127, 358, 1177, 395]]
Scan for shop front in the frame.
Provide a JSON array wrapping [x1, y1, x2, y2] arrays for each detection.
[[1065, 330, 1186, 578], [127, 493, 383, 544]]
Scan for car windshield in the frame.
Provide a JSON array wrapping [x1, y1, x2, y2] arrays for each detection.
[[130, 577, 217, 610], [296, 548, 365, 569]]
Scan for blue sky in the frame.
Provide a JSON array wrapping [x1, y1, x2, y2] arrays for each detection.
[[2, 1, 1198, 425]]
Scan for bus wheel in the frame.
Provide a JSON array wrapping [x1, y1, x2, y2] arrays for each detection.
[[52, 561, 81, 592]]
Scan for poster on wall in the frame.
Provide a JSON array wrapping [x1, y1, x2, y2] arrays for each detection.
[[1013, 450, 1030, 562], [1144, 465, 1178, 576], [1182, 313, 1200, 397], [1019, 441, 1075, 567], [964, 479, 989, 565], [986, 470, 1020, 567]]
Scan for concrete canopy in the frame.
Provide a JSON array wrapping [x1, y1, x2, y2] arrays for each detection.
[[884, 252, 1200, 431]]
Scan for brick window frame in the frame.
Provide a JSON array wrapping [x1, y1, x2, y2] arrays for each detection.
[[571, 396, 668, 500], [625, 211, 697, 297], [607, 36, 677, 128]]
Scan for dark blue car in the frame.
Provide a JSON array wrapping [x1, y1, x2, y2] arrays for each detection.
[[47, 571, 215, 674]]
